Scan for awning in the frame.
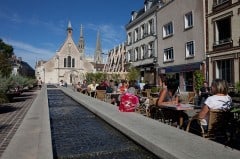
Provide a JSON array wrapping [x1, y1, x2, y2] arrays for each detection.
[[161, 62, 202, 73]]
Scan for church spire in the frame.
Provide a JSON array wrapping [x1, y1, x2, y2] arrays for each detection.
[[80, 24, 83, 37], [78, 24, 85, 59], [94, 30, 103, 64], [67, 21, 73, 37]]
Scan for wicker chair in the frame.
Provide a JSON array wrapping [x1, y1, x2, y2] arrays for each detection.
[[141, 89, 151, 98], [94, 90, 107, 101], [188, 92, 195, 104], [186, 109, 230, 138]]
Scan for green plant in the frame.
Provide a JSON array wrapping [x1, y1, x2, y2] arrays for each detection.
[[193, 70, 204, 96], [235, 81, 240, 93], [126, 67, 140, 82]]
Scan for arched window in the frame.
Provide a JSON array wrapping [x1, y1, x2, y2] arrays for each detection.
[[64, 58, 67, 67], [72, 58, 75, 67], [67, 56, 71, 67], [64, 56, 75, 68]]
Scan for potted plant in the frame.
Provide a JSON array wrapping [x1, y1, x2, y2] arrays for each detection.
[[193, 70, 204, 105]]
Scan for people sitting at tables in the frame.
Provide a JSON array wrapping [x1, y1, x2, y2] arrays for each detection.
[[76, 82, 82, 92], [119, 80, 128, 93], [143, 81, 151, 91], [96, 81, 107, 90], [106, 79, 115, 93], [152, 74, 188, 126], [186, 79, 232, 131], [77, 80, 88, 94], [87, 80, 98, 97]]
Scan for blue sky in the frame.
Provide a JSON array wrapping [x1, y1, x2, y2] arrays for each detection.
[[0, 0, 143, 68]]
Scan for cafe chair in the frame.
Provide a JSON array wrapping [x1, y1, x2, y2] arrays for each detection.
[[141, 89, 151, 98], [188, 92, 195, 104], [94, 90, 107, 101], [186, 109, 230, 139]]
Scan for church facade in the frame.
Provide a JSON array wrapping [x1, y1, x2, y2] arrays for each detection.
[[35, 22, 94, 85]]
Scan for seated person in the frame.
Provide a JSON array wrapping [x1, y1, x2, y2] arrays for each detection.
[[96, 81, 107, 90], [119, 80, 128, 93], [155, 75, 188, 126], [79, 80, 88, 94], [143, 81, 151, 91], [187, 79, 232, 131], [198, 81, 211, 106], [76, 82, 81, 92], [87, 80, 98, 97]]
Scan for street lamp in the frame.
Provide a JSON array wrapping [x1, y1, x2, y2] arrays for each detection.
[[56, 55, 59, 83], [153, 57, 158, 85]]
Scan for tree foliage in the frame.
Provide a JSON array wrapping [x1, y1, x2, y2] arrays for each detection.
[[85, 72, 107, 84], [193, 70, 204, 95], [126, 67, 140, 82], [0, 39, 14, 77]]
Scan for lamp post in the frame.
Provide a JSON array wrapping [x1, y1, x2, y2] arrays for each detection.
[[43, 68, 45, 84], [56, 55, 59, 83], [153, 57, 158, 85]]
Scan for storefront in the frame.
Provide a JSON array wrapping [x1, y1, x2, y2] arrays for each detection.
[[160, 62, 203, 92]]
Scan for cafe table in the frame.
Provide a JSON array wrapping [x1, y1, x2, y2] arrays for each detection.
[[159, 103, 194, 128]]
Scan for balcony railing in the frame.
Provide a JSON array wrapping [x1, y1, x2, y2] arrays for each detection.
[[213, 38, 233, 51]]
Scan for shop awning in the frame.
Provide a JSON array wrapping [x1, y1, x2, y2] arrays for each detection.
[[161, 62, 202, 73]]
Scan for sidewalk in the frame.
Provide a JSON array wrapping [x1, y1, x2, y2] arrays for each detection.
[[0, 87, 53, 159], [0, 89, 38, 157]]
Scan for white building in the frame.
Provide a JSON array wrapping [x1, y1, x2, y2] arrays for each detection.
[[35, 22, 94, 85]]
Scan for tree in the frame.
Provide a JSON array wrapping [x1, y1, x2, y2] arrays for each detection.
[[193, 70, 204, 96], [126, 67, 140, 82], [0, 39, 14, 77]]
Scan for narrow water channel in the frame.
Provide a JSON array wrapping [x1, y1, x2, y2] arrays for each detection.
[[48, 89, 161, 159]]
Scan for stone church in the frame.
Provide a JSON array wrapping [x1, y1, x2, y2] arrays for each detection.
[[35, 21, 96, 85]]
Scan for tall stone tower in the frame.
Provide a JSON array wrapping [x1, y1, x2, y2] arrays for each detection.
[[78, 25, 85, 60], [94, 30, 103, 64]]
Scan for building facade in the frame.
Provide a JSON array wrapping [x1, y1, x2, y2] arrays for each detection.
[[156, 0, 206, 92], [35, 22, 94, 84], [103, 43, 127, 73], [206, 0, 240, 87], [125, 0, 163, 85]]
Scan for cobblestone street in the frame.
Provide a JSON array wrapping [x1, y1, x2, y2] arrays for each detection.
[[0, 89, 37, 157]]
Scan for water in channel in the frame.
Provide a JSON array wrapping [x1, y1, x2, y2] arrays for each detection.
[[48, 89, 161, 159]]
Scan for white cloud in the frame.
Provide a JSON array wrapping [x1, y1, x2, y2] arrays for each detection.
[[86, 23, 126, 50], [3, 38, 54, 68]]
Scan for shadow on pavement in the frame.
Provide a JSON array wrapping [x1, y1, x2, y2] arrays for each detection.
[[0, 105, 19, 114]]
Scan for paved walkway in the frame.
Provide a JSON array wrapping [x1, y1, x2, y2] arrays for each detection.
[[0, 89, 38, 157], [0, 89, 37, 157]]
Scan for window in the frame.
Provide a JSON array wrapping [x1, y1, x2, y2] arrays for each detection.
[[148, 41, 155, 57], [163, 22, 173, 37], [134, 28, 139, 42], [67, 56, 71, 67], [72, 58, 75, 67], [215, 59, 233, 83], [140, 24, 145, 39], [64, 58, 66, 67], [64, 56, 74, 68], [213, 0, 228, 6], [184, 11, 193, 29], [164, 47, 174, 62], [148, 19, 154, 34], [214, 17, 231, 45], [134, 47, 139, 61], [127, 32, 132, 45], [140, 45, 145, 59], [186, 41, 194, 57]]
